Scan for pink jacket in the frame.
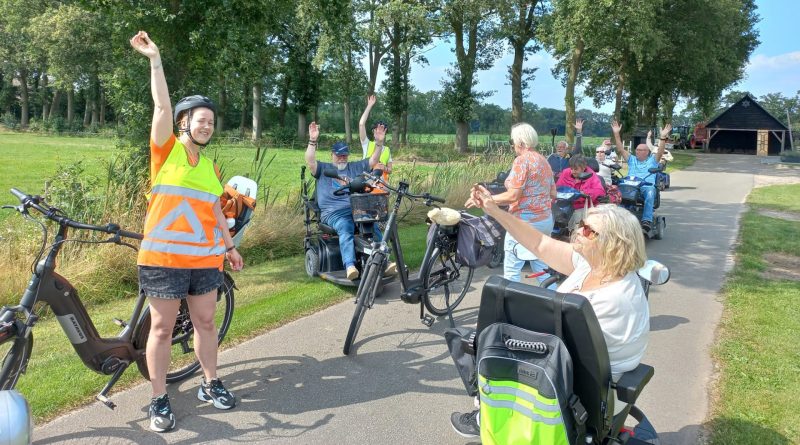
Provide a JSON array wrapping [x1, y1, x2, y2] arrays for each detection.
[[556, 167, 606, 209]]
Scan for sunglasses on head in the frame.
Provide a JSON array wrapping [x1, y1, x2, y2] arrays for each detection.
[[577, 220, 599, 238]]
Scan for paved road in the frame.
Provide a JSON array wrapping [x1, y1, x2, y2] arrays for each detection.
[[33, 154, 798, 444]]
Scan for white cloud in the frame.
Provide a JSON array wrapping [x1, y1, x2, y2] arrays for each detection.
[[747, 51, 800, 71]]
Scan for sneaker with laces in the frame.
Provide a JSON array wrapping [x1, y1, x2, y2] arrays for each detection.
[[346, 265, 360, 280], [148, 393, 176, 432], [197, 378, 236, 410], [450, 409, 480, 438]]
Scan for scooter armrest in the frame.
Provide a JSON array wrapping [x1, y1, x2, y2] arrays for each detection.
[[613, 364, 654, 404]]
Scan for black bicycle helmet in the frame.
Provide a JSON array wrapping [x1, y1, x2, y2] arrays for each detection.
[[173, 95, 216, 125], [174, 95, 216, 147]]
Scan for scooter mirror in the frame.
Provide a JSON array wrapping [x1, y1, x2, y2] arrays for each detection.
[[638, 259, 670, 285], [323, 168, 341, 179]]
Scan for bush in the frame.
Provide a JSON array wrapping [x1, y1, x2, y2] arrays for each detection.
[[271, 126, 296, 146], [1, 112, 18, 130], [779, 150, 800, 163]]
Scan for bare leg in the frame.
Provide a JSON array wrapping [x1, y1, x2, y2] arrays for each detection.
[[146, 297, 181, 396], [186, 289, 219, 381]]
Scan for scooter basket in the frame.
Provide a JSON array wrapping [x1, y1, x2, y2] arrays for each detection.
[[350, 192, 389, 223], [618, 183, 641, 203], [552, 199, 575, 227]]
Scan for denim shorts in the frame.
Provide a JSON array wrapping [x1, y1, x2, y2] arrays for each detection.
[[138, 266, 222, 299]]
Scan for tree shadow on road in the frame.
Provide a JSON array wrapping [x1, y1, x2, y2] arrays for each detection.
[[649, 315, 689, 332]]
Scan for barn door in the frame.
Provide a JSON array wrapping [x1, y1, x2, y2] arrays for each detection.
[[757, 130, 769, 156]]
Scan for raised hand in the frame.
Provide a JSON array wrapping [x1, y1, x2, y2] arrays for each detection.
[[660, 123, 673, 139], [308, 122, 320, 142], [367, 95, 377, 107], [611, 120, 622, 134], [647, 130, 652, 141], [575, 118, 584, 132], [470, 185, 499, 214], [373, 122, 386, 144], [130, 31, 160, 59]]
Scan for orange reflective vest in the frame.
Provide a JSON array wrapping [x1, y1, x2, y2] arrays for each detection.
[[138, 136, 225, 269]]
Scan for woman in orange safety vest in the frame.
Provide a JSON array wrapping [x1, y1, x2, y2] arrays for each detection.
[[131, 31, 243, 433]]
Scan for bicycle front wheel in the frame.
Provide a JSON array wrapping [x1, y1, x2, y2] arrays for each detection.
[[135, 274, 235, 383], [343, 262, 381, 356], [422, 246, 475, 316], [0, 330, 33, 390]]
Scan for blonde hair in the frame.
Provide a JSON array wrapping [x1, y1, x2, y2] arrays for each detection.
[[510, 123, 539, 150], [580, 204, 646, 277]]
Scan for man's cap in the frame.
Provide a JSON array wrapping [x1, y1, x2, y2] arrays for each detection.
[[331, 141, 350, 155]]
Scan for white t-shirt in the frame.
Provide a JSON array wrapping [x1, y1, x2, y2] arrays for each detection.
[[596, 159, 616, 185], [557, 252, 649, 379]]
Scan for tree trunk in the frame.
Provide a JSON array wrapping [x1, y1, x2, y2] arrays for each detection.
[[252, 82, 262, 141], [402, 110, 408, 145], [564, 38, 584, 144], [239, 84, 248, 138], [297, 112, 307, 141], [278, 75, 289, 127], [49, 89, 62, 119], [343, 100, 352, 145], [614, 74, 624, 122], [456, 121, 469, 154], [90, 78, 100, 127], [99, 87, 105, 126], [83, 94, 91, 127], [18, 68, 29, 128], [66, 87, 74, 124], [217, 76, 226, 132], [510, 41, 525, 124], [41, 74, 49, 120]]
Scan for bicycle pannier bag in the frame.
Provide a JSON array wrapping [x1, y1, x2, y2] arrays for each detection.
[[456, 213, 504, 268], [477, 322, 586, 445]]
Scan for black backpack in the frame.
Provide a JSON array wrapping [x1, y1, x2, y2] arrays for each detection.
[[456, 213, 504, 268]]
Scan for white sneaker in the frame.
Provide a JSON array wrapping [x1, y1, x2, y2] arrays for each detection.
[[346, 266, 359, 280]]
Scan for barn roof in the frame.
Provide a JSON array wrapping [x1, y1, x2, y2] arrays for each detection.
[[707, 94, 789, 131]]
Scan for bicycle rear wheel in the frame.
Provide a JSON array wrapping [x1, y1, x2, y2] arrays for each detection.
[[135, 274, 235, 383], [343, 262, 381, 355], [422, 246, 475, 316], [0, 329, 33, 390]]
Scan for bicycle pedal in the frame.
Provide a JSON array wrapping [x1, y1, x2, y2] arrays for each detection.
[[421, 314, 435, 327], [112, 318, 127, 328]]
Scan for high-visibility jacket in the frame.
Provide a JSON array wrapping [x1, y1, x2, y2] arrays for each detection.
[[364, 140, 392, 166], [138, 136, 225, 269]]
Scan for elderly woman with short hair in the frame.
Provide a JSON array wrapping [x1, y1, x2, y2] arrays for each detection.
[[466, 122, 556, 283]]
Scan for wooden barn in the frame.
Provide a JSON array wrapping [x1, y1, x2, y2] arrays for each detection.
[[705, 94, 789, 156]]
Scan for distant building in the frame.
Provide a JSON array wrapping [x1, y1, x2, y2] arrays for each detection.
[[705, 94, 789, 156]]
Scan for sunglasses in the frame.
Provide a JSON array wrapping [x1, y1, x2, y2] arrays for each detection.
[[577, 220, 599, 238]]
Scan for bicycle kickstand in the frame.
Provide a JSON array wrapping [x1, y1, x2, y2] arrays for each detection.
[[96, 361, 130, 410]]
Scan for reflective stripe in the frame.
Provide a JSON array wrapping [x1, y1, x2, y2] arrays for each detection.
[[142, 239, 226, 257], [479, 396, 564, 426], [152, 184, 219, 202], [481, 381, 560, 413], [149, 199, 208, 243]]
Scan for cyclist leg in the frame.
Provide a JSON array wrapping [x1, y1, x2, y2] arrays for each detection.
[[186, 269, 224, 381], [145, 296, 182, 396], [502, 232, 524, 282]]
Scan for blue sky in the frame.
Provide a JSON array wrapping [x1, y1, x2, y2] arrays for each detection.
[[367, 0, 799, 113]]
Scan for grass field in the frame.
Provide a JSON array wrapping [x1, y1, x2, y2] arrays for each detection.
[[708, 183, 800, 444]]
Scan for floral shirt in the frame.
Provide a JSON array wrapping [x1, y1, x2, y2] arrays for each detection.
[[504, 150, 554, 220]]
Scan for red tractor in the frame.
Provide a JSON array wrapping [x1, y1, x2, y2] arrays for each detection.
[[690, 122, 707, 149]]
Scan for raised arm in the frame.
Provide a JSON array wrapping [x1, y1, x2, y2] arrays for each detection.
[[305, 122, 320, 173], [646, 130, 657, 152], [368, 124, 385, 169], [472, 185, 576, 275], [611, 120, 630, 162], [655, 123, 671, 163], [359, 95, 376, 144], [572, 118, 584, 156], [130, 31, 172, 146]]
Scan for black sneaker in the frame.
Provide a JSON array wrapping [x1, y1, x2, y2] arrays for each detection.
[[450, 409, 480, 438], [641, 220, 652, 231], [148, 393, 176, 433], [197, 378, 236, 410]]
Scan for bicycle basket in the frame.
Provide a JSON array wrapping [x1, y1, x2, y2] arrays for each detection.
[[350, 192, 389, 223], [618, 183, 641, 203]]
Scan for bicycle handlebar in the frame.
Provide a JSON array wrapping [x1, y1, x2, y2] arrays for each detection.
[[8, 188, 143, 240], [357, 173, 445, 204]]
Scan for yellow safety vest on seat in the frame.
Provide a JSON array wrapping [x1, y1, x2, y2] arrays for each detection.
[[138, 139, 225, 269]]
